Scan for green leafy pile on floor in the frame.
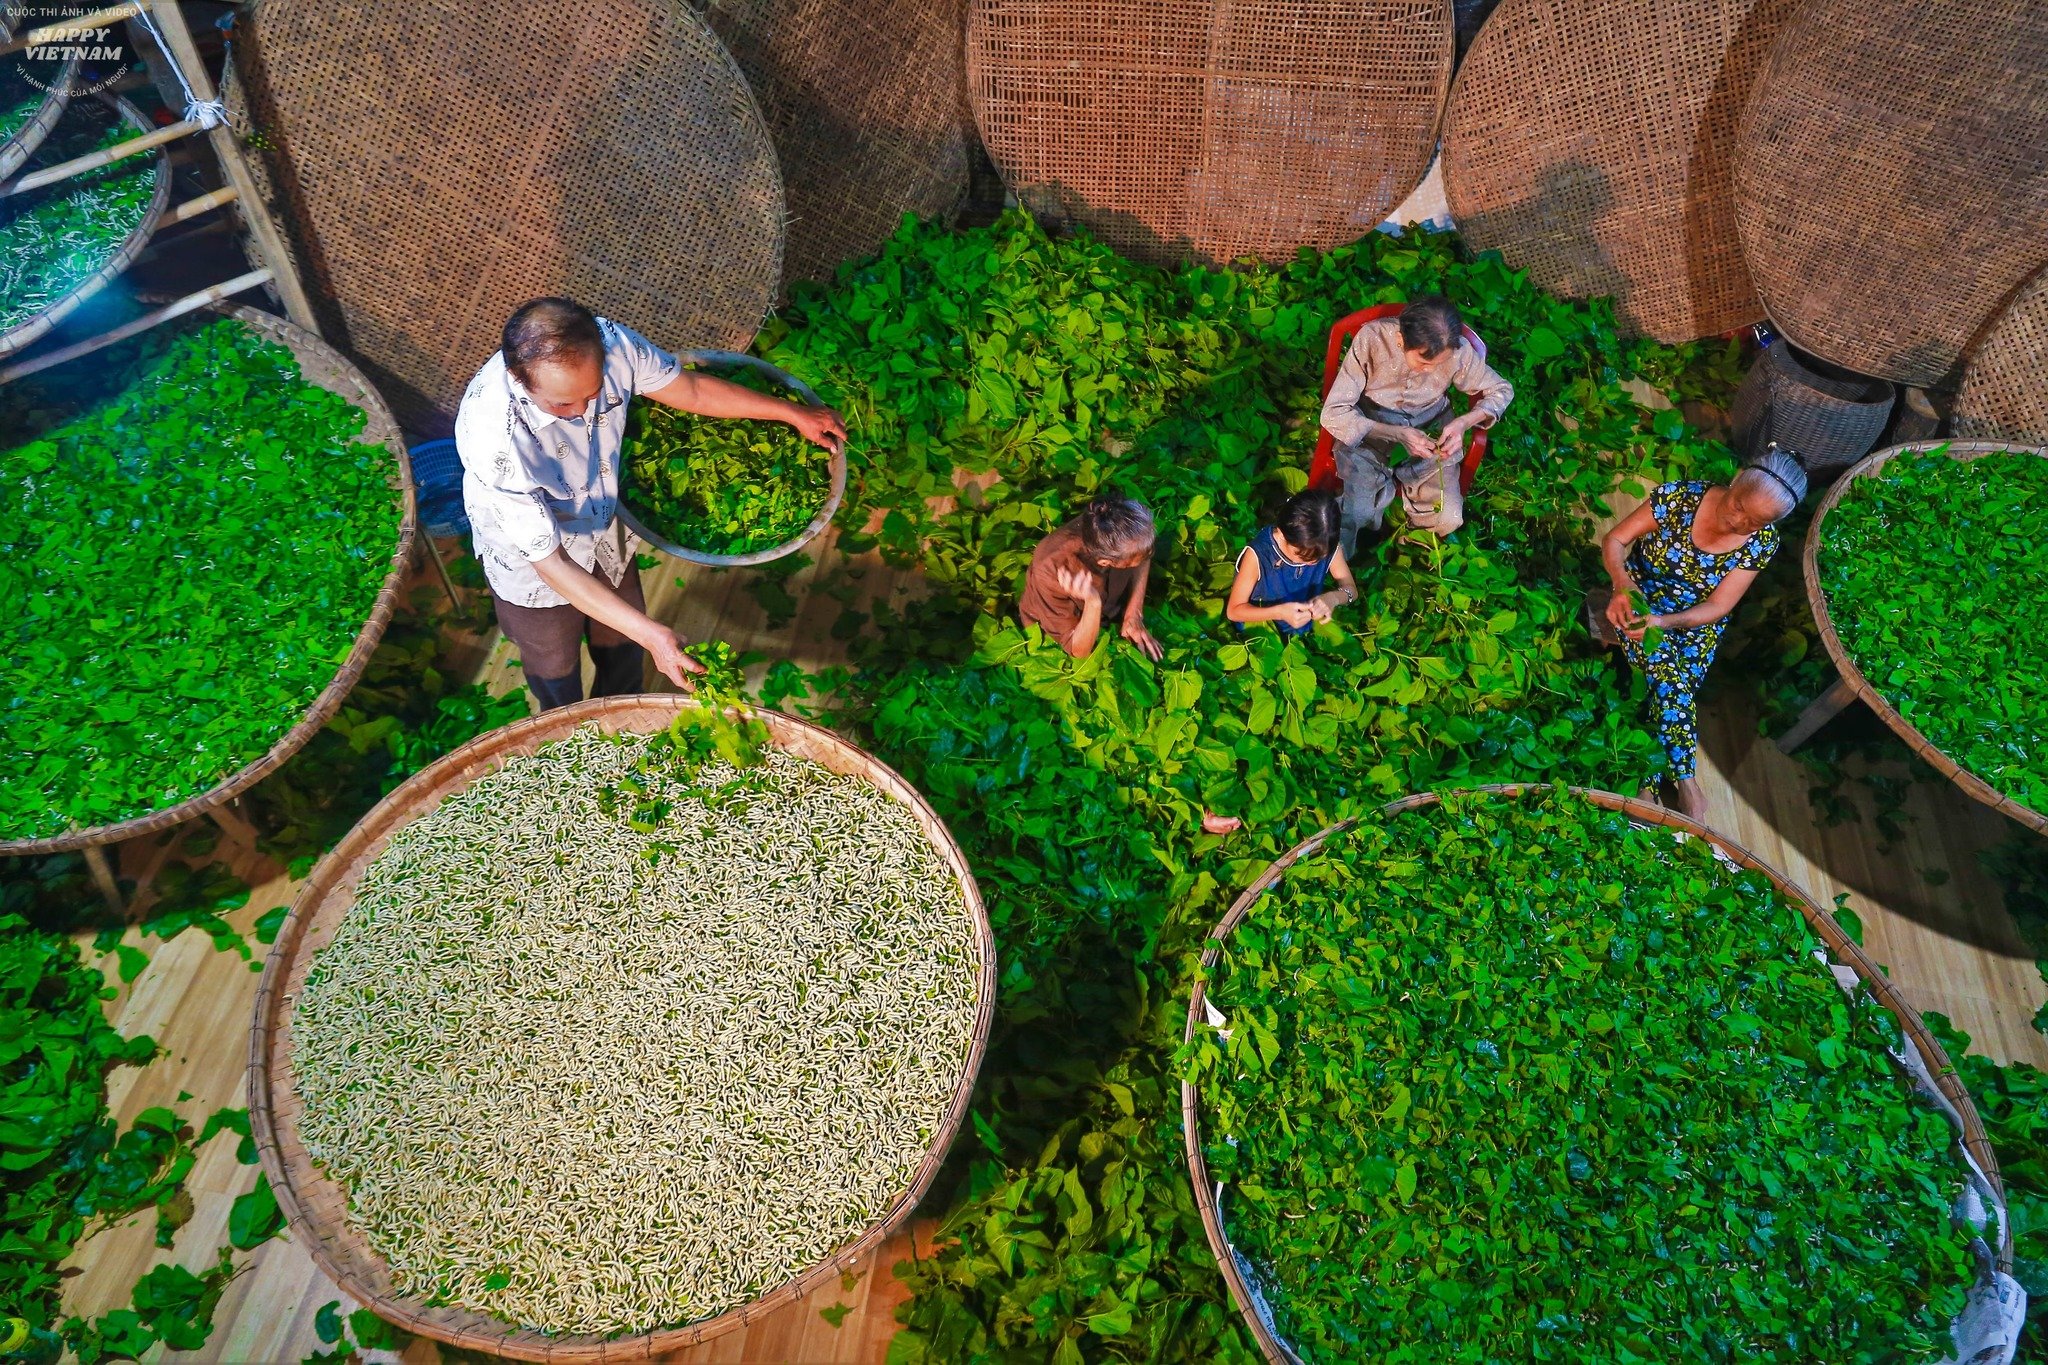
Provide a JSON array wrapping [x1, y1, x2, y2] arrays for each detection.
[[1190, 789, 1970, 1362]]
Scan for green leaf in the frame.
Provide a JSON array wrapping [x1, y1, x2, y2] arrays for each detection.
[[229, 1172, 283, 1249]]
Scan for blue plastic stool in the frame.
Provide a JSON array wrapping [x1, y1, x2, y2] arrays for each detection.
[[409, 438, 469, 538]]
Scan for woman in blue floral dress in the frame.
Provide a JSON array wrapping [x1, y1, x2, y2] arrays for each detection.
[[1600, 449, 1808, 820]]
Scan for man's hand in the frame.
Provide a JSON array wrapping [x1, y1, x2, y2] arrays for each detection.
[[1392, 425, 1436, 458], [1121, 616, 1164, 661], [1054, 564, 1100, 602], [1275, 602, 1315, 629], [644, 625, 708, 690], [1434, 412, 1480, 459], [785, 403, 848, 454]]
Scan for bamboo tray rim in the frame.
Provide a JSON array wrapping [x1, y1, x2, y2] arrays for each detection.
[[0, 24, 77, 181], [1801, 438, 2048, 837], [246, 695, 997, 1361], [0, 303, 418, 855], [1179, 783, 2008, 1365]]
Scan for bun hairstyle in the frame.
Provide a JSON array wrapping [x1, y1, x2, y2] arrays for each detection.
[[502, 297, 603, 385], [1733, 445, 1810, 521], [1078, 490, 1156, 559]]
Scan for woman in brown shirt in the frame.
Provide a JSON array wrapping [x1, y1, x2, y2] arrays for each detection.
[[1018, 493, 1163, 660]]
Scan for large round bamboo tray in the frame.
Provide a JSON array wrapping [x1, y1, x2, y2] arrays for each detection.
[[0, 93, 168, 357], [1954, 267, 2048, 448], [614, 349, 848, 568], [247, 694, 997, 1361], [1803, 440, 2048, 837], [1182, 784, 2008, 1364], [0, 19, 78, 180], [0, 303, 417, 855]]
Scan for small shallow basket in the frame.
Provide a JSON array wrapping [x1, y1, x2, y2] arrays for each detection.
[[0, 92, 169, 357], [1804, 440, 2048, 836], [247, 694, 997, 1361], [0, 18, 77, 180], [613, 348, 847, 568], [1181, 784, 2007, 1364], [0, 303, 417, 855]]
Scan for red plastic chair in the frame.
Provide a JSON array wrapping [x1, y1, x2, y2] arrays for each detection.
[[1307, 302, 1490, 496]]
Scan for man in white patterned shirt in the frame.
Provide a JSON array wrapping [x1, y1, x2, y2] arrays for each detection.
[[457, 298, 845, 710], [1318, 294, 1513, 547]]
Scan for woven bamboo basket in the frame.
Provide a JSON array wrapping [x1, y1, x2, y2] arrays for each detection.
[[247, 695, 997, 1361], [225, 0, 783, 427], [0, 303, 417, 856], [1182, 784, 2009, 1363], [0, 93, 168, 357], [1731, 0, 2048, 387], [1441, 0, 1800, 343], [1954, 267, 2048, 448], [0, 19, 77, 180], [614, 349, 848, 568], [1803, 440, 2048, 837]]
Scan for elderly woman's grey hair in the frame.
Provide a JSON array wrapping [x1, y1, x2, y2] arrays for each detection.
[[1080, 491, 1156, 559], [1732, 447, 1809, 520]]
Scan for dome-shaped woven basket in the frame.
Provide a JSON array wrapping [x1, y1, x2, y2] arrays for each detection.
[[0, 16, 77, 180], [1804, 440, 2048, 837], [1182, 784, 2008, 1364], [967, 0, 1451, 267], [247, 695, 997, 1361], [614, 349, 848, 567], [1732, 0, 2048, 387], [1954, 267, 2048, 448], [698, 0, 970, 286], [0, 93, 168, 357], [225, 0, 784, 427], [1441, 0, 1800, 343], [0, 303, 416, 856]]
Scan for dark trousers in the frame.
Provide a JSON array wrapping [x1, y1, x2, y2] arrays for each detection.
[[492, 560, 648, 711]]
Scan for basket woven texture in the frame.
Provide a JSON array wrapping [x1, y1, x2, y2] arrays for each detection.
[[0, 304, 417, 856], [1441, 0, 1799, 343], [1954, 268, 2048, 448], [696, 0, 970, 286], [1804, 440, 2048, 837], [966, 0, 1451, 267], [1732, 0, 2048, 387], [1728, 340, 1894, 471], [226, 0, 784, 427], [0, 18, 76, 181], [614, 349, 848, 567], [0, 93, 169, 358], [248, 696, 997, 1361], [1181, 784, 2010, 1364]]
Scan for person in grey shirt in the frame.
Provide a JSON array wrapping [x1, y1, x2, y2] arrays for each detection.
[[456, 297, 845, 710], [1318, 295, 1514, 547]]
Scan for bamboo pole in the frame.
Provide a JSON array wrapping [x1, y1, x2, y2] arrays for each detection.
[[0, 119, 200, 197], [128, 0, 322, 334], [0, 267, 272, 385], [0, 0, 145, 56], [159, 183, 238, 226]]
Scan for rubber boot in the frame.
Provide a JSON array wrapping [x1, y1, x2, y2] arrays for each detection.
[[589, 642, 648, 698]]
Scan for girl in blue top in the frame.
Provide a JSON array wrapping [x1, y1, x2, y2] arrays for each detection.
[[1225, 490, 1360, 635]]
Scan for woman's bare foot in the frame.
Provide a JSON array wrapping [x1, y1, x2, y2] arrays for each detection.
[[1666, 775, 1708, 822]]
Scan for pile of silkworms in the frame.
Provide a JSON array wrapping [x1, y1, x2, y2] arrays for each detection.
[[291, 726, 982, 1336]]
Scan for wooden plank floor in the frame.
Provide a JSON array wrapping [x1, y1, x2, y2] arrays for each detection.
[[56, 527, 2048, 1361]]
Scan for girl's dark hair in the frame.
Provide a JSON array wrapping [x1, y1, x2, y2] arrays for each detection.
[[502, 297, 603, 383], [1275, 489, 1340, 560], [1078, 490, 1155, 559], [1398, 294, 1463, 359]]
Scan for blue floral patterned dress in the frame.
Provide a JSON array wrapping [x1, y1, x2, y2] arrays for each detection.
[[1623, 482, 1778, 779]]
